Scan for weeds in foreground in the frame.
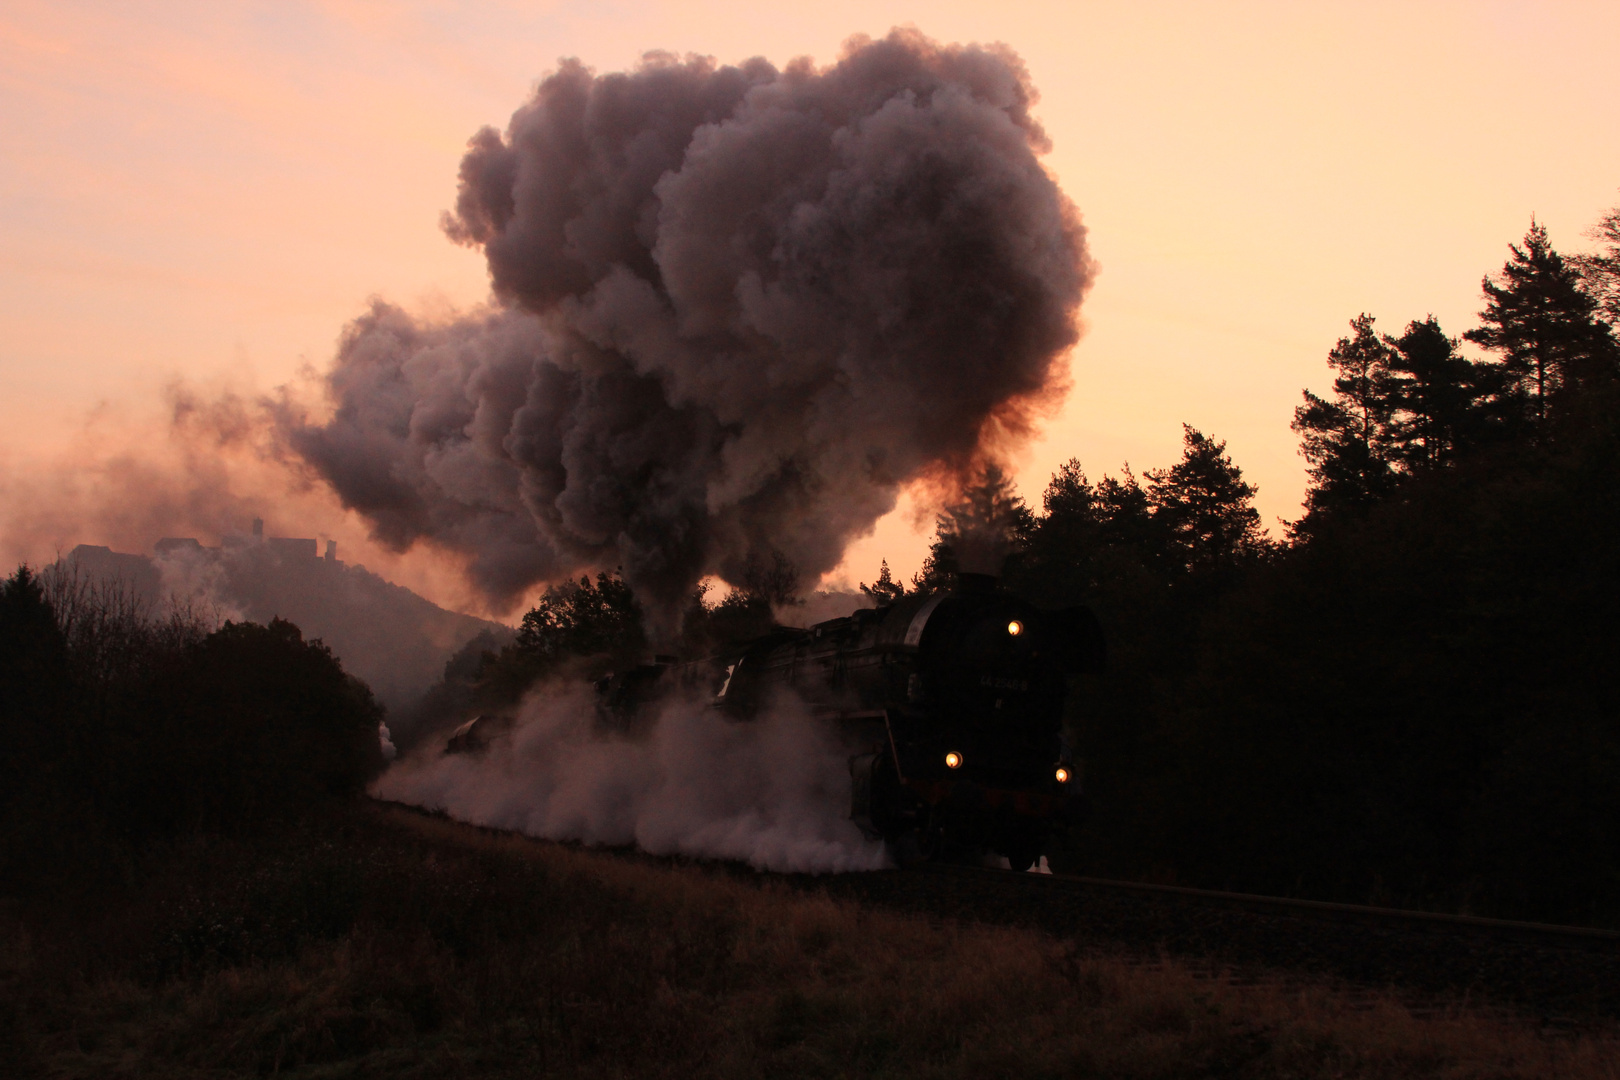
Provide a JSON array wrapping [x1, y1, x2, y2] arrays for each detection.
[[2, 804, 1614, 1079]]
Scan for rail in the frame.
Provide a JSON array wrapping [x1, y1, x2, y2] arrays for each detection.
[[921, 862, 1620, 947]]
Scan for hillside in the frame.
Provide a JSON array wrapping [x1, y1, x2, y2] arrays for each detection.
[[59, 540, 509, 711]]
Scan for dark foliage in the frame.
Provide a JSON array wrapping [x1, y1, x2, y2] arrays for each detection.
[[1045, 209, 1620, 924], [1144, 426, 1269, 574], [1009, 430, 1264, 612], [1290, 314, 1504, 534], [1464, 220, 1620, 432], [1382, 316, 1503, 470], [389, 627, 510, 751], [0, 567, 88, 884], [739, 549, 802, 610], [913, 465, 1036, 593], [1571, 199, 1620, 325], [859, 559, 907, 604], [680, 551, 803, 652], [127, 618, 385, 833], [1148, 414, 1620, 919], [450, 571, 649, 709], [515, 571, 645, 663], [684, 588, 777, 652], [0, 567, 70, 777], [404, 562, 812, 727], [0, 569, 386, 893], [1291, 314, 1402, 522]]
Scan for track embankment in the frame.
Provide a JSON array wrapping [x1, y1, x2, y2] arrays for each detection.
[[374, 802, 1620, 1027], [787, 862, 1620, 1026]]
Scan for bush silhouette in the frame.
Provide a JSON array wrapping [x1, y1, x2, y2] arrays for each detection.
[[3, 563, 387, 890], [132, 618, 385, 833]]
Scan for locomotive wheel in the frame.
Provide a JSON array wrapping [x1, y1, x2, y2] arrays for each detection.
[[1001, 834, 1043, 873], [888, 832, 928, 868], [888, 810, 947, 868]]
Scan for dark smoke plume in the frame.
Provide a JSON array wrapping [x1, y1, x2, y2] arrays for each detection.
[[284, 29, 1091, 632]]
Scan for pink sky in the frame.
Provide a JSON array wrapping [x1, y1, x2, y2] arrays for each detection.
[[3, 1, 1618, 614]]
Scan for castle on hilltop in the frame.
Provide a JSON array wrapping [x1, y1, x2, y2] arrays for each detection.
[[56, 520, 509, 713], [155, 516, 336, 562]]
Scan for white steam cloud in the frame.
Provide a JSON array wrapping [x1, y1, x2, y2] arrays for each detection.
[[373, 682, 890, 873]]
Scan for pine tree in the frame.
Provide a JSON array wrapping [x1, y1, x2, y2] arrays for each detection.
[[1087, 465, 1181, 579], [1382, 316, 1501, 470], [913, 465, 1034, 591], [1464, 220, 1620, 431], [1016, 460, 1101, 600], [1289, 312, 1406, 524], [1026, 460, 1101, 568], [1570, 199, 1620, 327], [1018, 459, 1185, 600], [1291, 314, 1401, 522], [1146, 426, 1266, 572], [859, 560, 906, 604], [1042, 458, 1096, 523]]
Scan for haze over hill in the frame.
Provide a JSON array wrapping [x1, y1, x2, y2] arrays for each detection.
[[59, 526, 509, 713]]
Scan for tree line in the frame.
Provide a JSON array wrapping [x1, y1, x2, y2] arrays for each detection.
[[976, 205, 1620, 924], [0, 564, 384, 892]]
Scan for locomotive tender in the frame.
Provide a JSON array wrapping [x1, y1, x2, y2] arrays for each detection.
[[601, 573, 1105, 870]]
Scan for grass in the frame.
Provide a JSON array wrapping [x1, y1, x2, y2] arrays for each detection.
[[2, 802, 1614, 1079]]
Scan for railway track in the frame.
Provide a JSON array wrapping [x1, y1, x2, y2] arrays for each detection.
[[788, 861, 1620, 1027], [375, 804, 1620, 1026], [932, 862, 1620, 946]]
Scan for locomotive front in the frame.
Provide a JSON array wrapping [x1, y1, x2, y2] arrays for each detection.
[[860, 576, 1101, 868], [708, 573, 1103, 869]]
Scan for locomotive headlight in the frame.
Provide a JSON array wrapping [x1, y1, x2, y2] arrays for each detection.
[[944, 751, 963, 769], [1054, 767, 1071, 784], [1006, 620, 1024, 637]]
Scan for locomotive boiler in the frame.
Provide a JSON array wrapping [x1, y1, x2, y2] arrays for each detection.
[[600, 573, 1105, 870]]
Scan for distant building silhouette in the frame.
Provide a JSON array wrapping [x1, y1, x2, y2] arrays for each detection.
[[56, 527, 510, 711]]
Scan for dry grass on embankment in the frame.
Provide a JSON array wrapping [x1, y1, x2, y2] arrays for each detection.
[[3, 803, 1615, 1079]]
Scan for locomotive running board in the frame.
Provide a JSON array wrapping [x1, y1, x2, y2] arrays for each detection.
[[809, 706, 889, 721]]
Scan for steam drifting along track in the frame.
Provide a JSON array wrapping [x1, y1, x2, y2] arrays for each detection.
[[786, 862, 1620, 1026]]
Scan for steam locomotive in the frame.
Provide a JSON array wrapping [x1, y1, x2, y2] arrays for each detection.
[[599, 573, 1105, 870]]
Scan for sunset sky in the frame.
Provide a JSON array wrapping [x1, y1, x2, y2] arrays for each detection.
[[3, 1, 1618, 615]]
